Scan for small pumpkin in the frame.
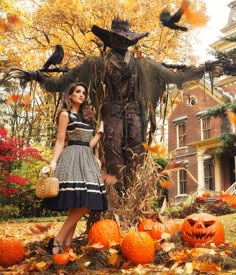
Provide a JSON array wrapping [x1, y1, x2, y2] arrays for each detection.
[[181, 213, 225, 245], [53, 252, 70, 265], [138, 218, 180, 240], [0, 237, 25, 267], [88, 219, 122, 248], [121, 229, 155, 265], [164, 219, 181, 235], [218, 193, 236, 208]]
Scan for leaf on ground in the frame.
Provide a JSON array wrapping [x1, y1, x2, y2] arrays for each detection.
[[161, 242, 175, 252], [192, 260, 221, 272], [169, 249, 190, 263], [191, 247, 215, 257], [107, 253, 122, 267], [33, 260, 52, 271]]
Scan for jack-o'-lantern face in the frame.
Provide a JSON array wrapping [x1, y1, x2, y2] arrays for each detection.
[[181, 213, 225, 245]]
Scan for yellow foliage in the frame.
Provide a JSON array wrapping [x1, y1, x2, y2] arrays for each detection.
[[0, 0, 208, 69]]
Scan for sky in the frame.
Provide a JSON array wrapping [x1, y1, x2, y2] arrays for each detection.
[[192, 0, 233, 63]]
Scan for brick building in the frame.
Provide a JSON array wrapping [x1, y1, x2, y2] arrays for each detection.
[[167, 1, 236, 202]]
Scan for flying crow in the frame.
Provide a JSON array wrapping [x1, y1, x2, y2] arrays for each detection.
[[160, 0, 189, 32], [41, 44, 64, 71]]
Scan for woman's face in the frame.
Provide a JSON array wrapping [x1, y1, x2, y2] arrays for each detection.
[[70, 85, 86, 105]]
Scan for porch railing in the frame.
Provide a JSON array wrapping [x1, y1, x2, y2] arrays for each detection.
[[224, 182, 236, 195]]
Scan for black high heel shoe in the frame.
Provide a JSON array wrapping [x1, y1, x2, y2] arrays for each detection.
[[47, 238, 64, 255]]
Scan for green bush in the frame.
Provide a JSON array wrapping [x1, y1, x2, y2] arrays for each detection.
[[0, 205, 20, 219], [165, 200, 236, 218]]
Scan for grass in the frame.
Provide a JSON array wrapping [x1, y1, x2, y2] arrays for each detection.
[[1, 213, 236, 241], [218, 213, 236, 241]]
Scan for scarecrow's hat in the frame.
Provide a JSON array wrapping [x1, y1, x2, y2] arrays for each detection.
[[91, 17, 149, 49]]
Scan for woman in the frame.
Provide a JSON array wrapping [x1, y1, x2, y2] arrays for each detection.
[[43, 82, 107, 254]]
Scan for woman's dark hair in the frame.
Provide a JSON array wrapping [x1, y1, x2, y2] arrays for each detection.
[[57, 82, 95, 125]]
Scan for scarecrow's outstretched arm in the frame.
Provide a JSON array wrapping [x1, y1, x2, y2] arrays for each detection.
[[152, 61, 224, 89], [14, 56, 105, 94]]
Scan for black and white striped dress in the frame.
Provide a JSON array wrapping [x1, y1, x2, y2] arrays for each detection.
[[43, 111, 108, 211]]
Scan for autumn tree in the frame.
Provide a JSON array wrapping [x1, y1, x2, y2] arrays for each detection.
[[1, 0, 208, 147]]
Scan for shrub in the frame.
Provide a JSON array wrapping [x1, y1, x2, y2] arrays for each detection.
[[0, 205, 20, 219]]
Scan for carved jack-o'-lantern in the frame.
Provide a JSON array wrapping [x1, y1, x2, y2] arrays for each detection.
[[181, 213, 225, 245]]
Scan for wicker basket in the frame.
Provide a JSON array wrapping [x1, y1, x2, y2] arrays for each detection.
[[36, 167, 59, 199]]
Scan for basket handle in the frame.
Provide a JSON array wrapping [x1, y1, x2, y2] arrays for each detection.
[[39, 165, 54, 178]]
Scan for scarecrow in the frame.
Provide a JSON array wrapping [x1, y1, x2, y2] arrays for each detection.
[[17, 17, 221, 195]]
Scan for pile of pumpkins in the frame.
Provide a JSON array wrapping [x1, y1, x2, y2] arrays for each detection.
[[197, 192, 236, 208], [0, 213, 225, 267], [87, 213, 225, 265]]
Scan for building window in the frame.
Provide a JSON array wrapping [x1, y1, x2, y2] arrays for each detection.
[[177, 122, 186, 148], [204, 159, 214, 190], [201, 116, 211, 140], [188, 96, 198, 106], [179, 169, 187, 194]]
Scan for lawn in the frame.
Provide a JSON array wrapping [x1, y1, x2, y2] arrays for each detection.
[[0, 213, 236, 274]]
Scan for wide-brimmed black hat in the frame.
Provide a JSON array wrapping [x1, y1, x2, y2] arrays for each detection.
[[91, 17, 149, 50]]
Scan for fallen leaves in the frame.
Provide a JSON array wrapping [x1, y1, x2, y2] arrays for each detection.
[[1, 220, 236, 274]]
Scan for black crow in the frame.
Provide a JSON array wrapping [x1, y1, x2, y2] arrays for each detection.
[[160, 0, 189, 32], [42, 44, 64, 70]]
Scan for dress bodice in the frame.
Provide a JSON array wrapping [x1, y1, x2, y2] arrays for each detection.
[[66, 112, 94, 143]]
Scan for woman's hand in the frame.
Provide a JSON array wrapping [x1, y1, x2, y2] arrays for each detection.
[[49, 160, 57, 172]]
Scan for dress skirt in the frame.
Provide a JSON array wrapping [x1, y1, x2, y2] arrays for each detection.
[[43, 144, 108, 211]]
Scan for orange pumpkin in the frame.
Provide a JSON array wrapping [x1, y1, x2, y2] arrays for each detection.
[[121, 230, 155, 265], [88, 219, 122, 248], [164, 219, 181, 235], [53, 252, 70, 265], [138, 218, 180, 240], [218, 193, 236, 208], [181, 213, 225, 245], [0, 237, 25, 267]]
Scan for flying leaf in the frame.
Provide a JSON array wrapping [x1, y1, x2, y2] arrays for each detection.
[[160, 180, 173, 189], [182, 1, 208, 27], [101, 173, 118, 184], [0, 17, 6, 33], [227, 110, 236, 125], [142, 143, 168, 157], [7, 14, 22, 28], [22, 94, 31, 106], [164, 159, 185, 171], [11, 94, 21, 102]]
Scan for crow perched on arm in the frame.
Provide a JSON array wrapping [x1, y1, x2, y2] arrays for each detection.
[[41, 44, 64, 71], [160, 0, 189, 32]]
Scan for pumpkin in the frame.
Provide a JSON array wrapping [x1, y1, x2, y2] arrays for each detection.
[[138, 218, 180, 240], [53, 252, 70, 265], [218, 193, 236, 208], [164, 219, 181, 235], [181, 213, 225, 245], [88, 219, 122, 248], [0, 237, 25, 267], [202, 192, 211, 198], [121, 230, 155, 265]]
